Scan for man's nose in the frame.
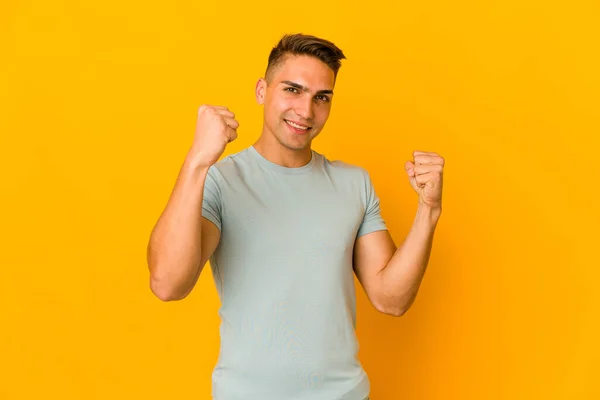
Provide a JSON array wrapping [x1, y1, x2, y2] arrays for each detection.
[[294, 96, 314, 120]]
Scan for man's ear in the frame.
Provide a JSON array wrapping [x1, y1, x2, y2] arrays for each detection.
[[255, 78, 266, 104]]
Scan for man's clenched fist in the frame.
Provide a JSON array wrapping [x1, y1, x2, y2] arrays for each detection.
[[405, 151, 444, 210], [190, 104, 239, 167]]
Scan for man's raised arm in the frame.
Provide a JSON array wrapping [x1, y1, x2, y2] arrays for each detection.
[[146, 105, 238, 301]]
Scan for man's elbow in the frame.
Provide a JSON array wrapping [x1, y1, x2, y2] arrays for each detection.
[[149, 275, 189, 302], [374, 297, 413, 317], [378, 305, 408, 317]]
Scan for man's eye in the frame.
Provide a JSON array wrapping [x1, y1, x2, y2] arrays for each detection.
[[316, 95, 330, 102], [285, 87, 299, 93]]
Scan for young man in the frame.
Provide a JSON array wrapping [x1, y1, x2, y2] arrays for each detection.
[[147, 33, 445, 400]]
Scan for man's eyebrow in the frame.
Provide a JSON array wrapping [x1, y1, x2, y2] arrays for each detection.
[[281, 80, 334, 95]]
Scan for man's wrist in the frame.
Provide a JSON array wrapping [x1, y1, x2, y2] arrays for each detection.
[[417, 201, 442, 225], [184, 149, 214, 172]]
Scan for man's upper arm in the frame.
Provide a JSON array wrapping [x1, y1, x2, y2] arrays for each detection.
[[178, 217, 220, 299], [353, 169, 395, 310], [353, 230, 396, 306]]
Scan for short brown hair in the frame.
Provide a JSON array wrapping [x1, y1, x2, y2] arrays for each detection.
[[265, 33, 346, 83]]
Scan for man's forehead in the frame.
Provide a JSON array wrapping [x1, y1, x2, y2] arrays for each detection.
[[270, 55, 335, 86]]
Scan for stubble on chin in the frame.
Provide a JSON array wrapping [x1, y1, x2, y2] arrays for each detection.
[[279, 136, 309, 151]]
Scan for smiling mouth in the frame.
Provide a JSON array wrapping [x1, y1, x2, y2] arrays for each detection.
[[284, 119, 312, 130]]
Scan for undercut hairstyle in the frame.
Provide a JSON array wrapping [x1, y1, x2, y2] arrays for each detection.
[[264, 33, 347, 84]]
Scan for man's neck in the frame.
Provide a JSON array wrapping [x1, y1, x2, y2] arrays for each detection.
[[252, 134, 313, 168]]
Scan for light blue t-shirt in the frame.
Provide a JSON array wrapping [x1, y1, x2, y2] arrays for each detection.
[[202, 145, 387, 400]]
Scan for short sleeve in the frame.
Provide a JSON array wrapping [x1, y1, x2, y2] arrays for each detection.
[[356, 170, 387, 238], [202, 166, 222, 231]]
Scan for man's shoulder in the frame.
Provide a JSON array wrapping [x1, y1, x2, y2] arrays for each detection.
[[206, 147, 253, 178], [317, 151, 370, 180]]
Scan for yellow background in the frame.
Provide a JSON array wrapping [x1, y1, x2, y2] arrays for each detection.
[[1, 0, 598, 399]]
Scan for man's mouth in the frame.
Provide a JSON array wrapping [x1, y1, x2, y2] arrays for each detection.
[[284, 119, 311, 131]]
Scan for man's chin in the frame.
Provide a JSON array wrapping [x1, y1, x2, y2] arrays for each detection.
[[276, 134, 313, 151], [284, 142, 309, 151]]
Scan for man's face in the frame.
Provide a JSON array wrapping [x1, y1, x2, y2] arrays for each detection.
[[256, 55, 335, 151]]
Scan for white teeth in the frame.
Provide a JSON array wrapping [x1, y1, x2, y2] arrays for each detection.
[[286, 120, 309, 130]]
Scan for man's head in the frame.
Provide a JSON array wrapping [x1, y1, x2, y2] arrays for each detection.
[[255, 33, 346, 152]]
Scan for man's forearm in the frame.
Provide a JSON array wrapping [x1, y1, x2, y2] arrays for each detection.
[[147, 153, 211, 300], [379, 203, 441, 315]]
